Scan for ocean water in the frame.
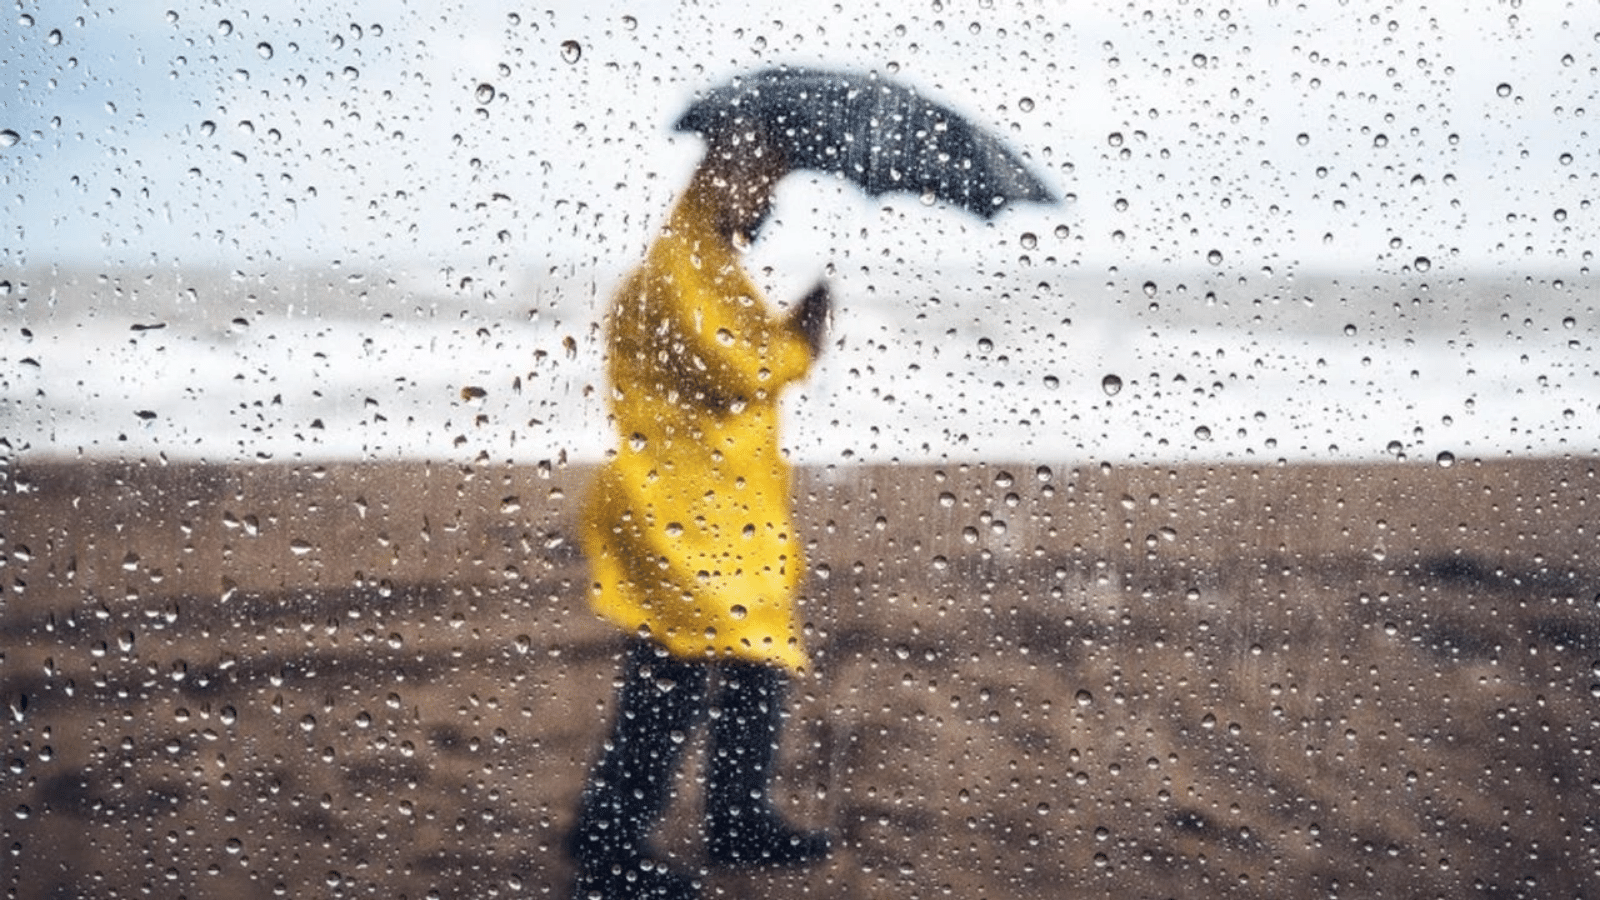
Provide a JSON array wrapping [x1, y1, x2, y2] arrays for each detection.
[[3, 265, 1593, 465]]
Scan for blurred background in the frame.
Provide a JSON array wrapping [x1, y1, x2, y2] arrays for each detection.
[[3, 3, 1598, 899], [4, 1, 1594, 464]]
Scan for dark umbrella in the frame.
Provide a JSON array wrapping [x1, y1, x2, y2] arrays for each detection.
[[675, 66, 1057, 219]]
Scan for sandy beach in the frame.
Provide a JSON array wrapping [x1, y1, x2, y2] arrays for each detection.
[[2, 457, 1596, 898]]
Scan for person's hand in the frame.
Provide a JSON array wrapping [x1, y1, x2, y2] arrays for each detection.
[[794, 279, 832, 356]]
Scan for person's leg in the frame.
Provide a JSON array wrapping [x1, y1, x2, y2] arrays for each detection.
[[704, 660, 831, 867], [569, 640, 708, 898]]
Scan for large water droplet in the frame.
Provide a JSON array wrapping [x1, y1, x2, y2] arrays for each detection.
[[560, 40, 582, 63], [0, 130, 19, 148], [1101, 374, 1123, 395], [475, 83, 495, 104]]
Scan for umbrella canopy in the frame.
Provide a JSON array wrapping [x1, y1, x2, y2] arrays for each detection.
[[675, 66, 1057, 219]]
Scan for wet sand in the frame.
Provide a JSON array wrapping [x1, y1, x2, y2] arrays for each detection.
[[3, 457, 1597, 898]]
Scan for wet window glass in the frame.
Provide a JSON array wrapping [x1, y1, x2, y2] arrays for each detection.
[[4, 5, 1595, 898]]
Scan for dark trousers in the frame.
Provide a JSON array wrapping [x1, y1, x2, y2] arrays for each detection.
[[568, 640, 790, 866]]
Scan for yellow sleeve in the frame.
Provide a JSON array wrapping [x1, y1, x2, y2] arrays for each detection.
[[658, 254, 813, 401]]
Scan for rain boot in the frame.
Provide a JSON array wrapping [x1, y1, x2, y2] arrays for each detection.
[[568, 641, 708, 900], [704, 660, 832, 868]]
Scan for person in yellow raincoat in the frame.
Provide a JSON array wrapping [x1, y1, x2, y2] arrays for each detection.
[[566, 126, 832, 900]]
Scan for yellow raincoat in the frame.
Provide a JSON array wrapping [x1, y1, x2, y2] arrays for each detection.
[[580, 178, 815, 672]]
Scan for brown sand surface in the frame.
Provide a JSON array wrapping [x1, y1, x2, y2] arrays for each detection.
[[2, 458, 1597, 898]]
